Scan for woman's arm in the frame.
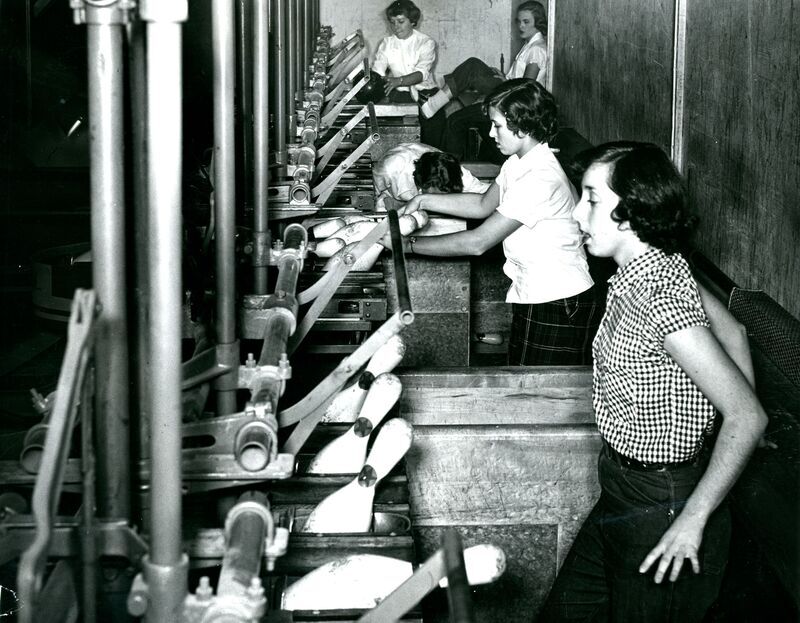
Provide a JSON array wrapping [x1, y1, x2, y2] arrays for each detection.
[[639, 326, 768, 583], [402, 182, 501, 220], [405, 210, 522, 257], [696, 282, 755, 386], [522, 62, 541, 81], [384, 71, 424, 93]]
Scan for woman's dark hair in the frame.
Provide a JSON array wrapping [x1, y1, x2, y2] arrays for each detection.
[[518, 1, 547, 37], [386, 0, 421, 26], [413, 152, 464, 193], [483, 78, 559, 143], [574, 141, 697, 253]]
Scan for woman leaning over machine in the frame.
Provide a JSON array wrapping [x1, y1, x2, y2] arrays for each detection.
[[384, 79, 601, 365]]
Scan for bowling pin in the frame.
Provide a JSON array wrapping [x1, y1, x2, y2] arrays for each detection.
[[312, 237, 346, 258], [300, 418, 413, 533], [281, 544, 506, 611], [321, 334, 405, 423], [312, 217, 345, 239], [306, 373, 402, 474]]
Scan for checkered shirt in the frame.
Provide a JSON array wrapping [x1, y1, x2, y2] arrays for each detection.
[[593, 248, 715, 463]]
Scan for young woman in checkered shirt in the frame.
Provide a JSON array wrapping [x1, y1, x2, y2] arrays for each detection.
[[537, 142, 768, 622]]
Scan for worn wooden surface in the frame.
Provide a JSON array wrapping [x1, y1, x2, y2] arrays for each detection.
[[399, 367, 601, 578], [684, 0, 800, 318], [554, 0, 674, 148]]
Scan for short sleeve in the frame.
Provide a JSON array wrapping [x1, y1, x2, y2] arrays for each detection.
[[496, 170, 562, 228], [646, 283, 710, 344], [460, 167, 490, 194]]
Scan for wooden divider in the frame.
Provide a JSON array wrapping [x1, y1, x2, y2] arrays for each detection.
[[398, 367, 601, 622]]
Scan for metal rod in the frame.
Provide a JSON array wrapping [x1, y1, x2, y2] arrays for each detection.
[[442, 530, 474, 623], [80, 369, 97, 623], [87, 18, 131, 521], [297, 0, 306, 85], [303, 0, 313, 80], [253, 0, 270, 295], [144, 7, 185, 568], [213, 0, 239, 416], [272, 0, 287, 165], [128, 17, 152, 488], [237, 0, 254, 215], [546, 0, 555, 93], [670, 0, 688, 172], [286, 0, 298, 121], [387, 210, 414, 324]]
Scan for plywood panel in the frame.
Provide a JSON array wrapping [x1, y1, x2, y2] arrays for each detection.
[[685, 0, 800, 318], [554, 0, 674, 149]]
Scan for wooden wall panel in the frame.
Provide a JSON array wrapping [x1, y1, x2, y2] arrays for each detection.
[[553, 0, 674, 148], [685, 0, 800, 318]]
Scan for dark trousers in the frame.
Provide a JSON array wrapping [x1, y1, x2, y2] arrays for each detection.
[[508, 286, 602, 366], [381, 89, 448, 147], [441, 102, 504, 163], [537, 449, 731, 623], [444, 57, 504, 99]]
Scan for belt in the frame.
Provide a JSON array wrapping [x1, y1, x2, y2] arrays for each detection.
[[602, 441, 700, 472]]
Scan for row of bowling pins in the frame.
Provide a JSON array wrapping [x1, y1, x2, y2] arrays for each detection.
[[305, 212, 429, 271], [300, 334, 409, 533]]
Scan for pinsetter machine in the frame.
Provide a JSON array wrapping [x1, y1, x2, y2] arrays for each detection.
[[0, 1, 504, 621]]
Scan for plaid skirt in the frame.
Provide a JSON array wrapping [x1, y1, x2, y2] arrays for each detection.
[[508, 286, 603, 366]]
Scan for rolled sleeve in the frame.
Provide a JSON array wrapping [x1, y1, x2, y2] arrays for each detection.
[[412, 38, 436, 81]]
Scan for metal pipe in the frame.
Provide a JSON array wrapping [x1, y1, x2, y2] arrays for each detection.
[[80, 370, 97, 623], [272, 0, 287, 165], [303, 0, 313, 81], [217, 493, 272, 596], [213, 0, 239, 416], [87, 14, 131, 521], [670, 0, 688, 172], [128, 17, 151, 494], [442, 530, 474, 623], [387, 210, 414, 325], [297, 0, 306, 85], [286, 0, 298, 120], [253, 0, 270, 295], [237, 0, 254, 215], [143, 0, 186, 567]]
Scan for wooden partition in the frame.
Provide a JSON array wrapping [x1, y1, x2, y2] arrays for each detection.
[[553, 0, 800, 319], [399, 367, 600, 621], [553, 0, 674, 148], [684, 0, 800, 318]]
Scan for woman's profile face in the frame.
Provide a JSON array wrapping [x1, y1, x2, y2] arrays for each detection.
[[488, 107, 525, 157], [516, 10, 538, 40], [389, 14, 414, 39], [572, 162, 631, 263]]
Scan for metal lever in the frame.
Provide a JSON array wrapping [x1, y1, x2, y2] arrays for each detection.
[[17, 289, 97, 623]]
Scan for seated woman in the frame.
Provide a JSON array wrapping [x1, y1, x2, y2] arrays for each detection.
[[372, 0, 439, 105], [372, 142, 489, 210], [384, 79, 600, 365], [421, 1, 547, 119]]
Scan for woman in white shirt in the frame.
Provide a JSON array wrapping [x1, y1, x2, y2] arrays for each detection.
[[420, 1, 547, 118], [372, 142, 489, 210], [385, 79, 602, 365], [372, 0, 439, 104]]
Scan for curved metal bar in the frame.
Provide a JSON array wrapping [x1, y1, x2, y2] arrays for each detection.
[[17, 290, 96, 623]]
